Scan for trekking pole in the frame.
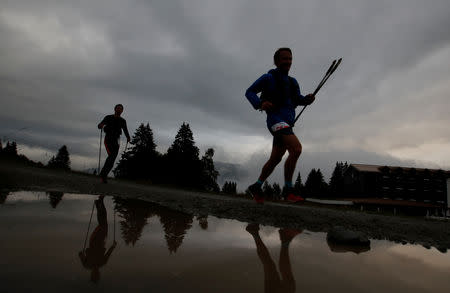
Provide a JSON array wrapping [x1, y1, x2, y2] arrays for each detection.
[[313, 58, 342, 96], [293, 58, 342, 125], [82, 201, 95, 251], [97, 129, 103, 174]]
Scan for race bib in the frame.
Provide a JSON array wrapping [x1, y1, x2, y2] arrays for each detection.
[[271, 122, 290, 132]]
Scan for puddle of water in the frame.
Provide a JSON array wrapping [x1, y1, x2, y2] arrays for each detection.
[[0, 191, 449, 293]]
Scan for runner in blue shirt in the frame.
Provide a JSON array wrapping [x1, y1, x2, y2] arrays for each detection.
[[245, 48, 315, 203]]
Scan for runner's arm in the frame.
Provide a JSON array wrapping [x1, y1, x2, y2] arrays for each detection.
[[292, 78, 315, 106], [122, 121, 131, 142], [98, 116, 108, 129], [245, 74, 270, 110]]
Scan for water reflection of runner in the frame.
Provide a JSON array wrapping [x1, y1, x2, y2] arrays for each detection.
[[246, 223, 301, 293], [79, 196, 116, 283]]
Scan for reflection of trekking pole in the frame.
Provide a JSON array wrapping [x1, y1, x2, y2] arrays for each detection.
[[83, 201, 95, 251], [97, 129, 103, 174], [293, 58, 342, 126], [113, 209, 116, 242]]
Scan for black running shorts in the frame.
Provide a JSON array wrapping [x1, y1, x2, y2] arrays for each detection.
[[269, 126, 294, 147]]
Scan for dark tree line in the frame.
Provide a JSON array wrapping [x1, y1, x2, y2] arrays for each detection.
[[0, 139, 70, 170], [0, 141, 18, 157], [113, 122, 220, 191], [222, 181, 237, 194], [255, 162, 349, 199]]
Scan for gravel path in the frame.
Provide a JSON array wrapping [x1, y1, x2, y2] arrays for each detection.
[[1, 158, 449, 251]]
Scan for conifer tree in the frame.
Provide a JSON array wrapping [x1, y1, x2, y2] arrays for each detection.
[[329, 161, 348, 197], [200, 148, 220, 192], [114, 123, 160, 180], [294, 171, 303, 193], [47, 145, 70, 170], [304, 168, 328, 197], [166, 122, 201, 187]]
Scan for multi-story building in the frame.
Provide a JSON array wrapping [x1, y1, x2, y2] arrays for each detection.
[[343, 164, 450, 206]]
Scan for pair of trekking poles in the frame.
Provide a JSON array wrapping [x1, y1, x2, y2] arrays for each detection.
[[293, 58, 342, 126]]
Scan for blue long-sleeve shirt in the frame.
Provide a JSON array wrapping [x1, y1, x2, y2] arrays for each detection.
[[245, 68, 308, 130]]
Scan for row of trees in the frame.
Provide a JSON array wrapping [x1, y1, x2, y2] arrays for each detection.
[[235, 161, 349, 199], [113, 122, 220, 192], [0, 139, 70, 170], [1, 135, 348, 198]]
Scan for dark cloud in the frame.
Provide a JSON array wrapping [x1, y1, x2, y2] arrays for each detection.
[[1, 0, 449, 174]]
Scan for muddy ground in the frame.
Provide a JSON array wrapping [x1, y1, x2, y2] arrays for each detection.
[[1, 158, 449, 251]]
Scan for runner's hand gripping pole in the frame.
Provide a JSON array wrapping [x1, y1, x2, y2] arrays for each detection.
[[293, 58, 342, 126]]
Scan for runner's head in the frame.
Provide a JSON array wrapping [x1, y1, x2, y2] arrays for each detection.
[[114, 104, 123, 116], [274, 48, 292, 73]]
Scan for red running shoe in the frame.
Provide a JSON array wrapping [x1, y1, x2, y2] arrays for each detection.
[[247, 183, 264, 204], [282, 187, 305, 203]]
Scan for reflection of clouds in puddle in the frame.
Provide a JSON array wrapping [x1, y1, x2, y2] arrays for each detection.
[[2, 191, 47, 203], [1, 191, 449, 292], [387, 243, 450, 269], [3, 191, 97, 203]]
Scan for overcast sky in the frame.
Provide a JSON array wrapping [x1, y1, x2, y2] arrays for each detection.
[[1, 0, 449, 189]]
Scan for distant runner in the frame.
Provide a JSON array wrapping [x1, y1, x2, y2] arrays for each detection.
[[245, 48, 315, 203], [97, 104, 131, 183]]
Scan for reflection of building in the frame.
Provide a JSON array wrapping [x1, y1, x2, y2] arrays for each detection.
[[344, 164, 450, 204]]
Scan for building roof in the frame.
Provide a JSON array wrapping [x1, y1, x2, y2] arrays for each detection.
[[349, 163, 450, 175], [350, 164, 383, 173]]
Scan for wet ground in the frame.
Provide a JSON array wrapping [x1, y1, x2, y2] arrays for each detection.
[[1, 191, 449, 292]]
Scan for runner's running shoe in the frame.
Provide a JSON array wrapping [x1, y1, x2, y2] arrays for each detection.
[[247, 183, 264, 204], [282, 187, 304, 203]]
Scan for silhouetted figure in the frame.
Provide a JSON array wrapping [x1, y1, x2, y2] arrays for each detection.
[[246, 223, 300, 293], [47, 191, 64, 208], [245, 48, 315, 204], [79, 196, 116, 283], [98, 104, 131, 183]]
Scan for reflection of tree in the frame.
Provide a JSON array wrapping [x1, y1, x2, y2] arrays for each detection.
[[158, 209, 193, 253], [47, 191, 64, 208], [112, 196, 196, 252], [113, 197, 156, 246], [0, 191, 8, 204]]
